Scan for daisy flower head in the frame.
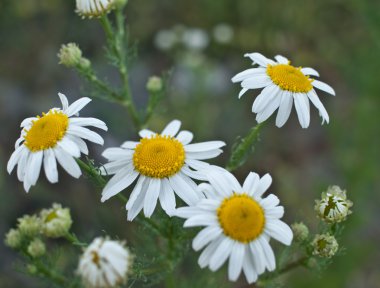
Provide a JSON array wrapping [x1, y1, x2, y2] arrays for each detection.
[[175, 167, 293, 284], [78, 237, 132, 288], [7, 93, 107, 192], [100, 119, 226, 220], [232, 52, 335, 128], [76, 0, 115, 18]]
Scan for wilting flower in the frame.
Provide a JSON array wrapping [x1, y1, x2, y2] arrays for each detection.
[[175, 168, 293, 283], [7, 93, 107, 192], [76, 0, 115, 18], [40, 203, 73, 238], [232, 52, 335, 128], [78, 237, 131, 288], [101, 120, 225, 220], [315, 185, 352, 223], [312, 233, 339, 258]]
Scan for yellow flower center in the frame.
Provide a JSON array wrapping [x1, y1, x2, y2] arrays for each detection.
[[133, 135, 185, 178], [24, 110, 69, 152], [267, 64, 313, 93], [217, 194, 265, 243]]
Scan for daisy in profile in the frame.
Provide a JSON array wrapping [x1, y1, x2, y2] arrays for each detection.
[[101, 120, 225, 220], [232, 52, 335, 128], [7, 93, 107, 192], [175, 168, 293, 283], [76, 0, 115, 18], [78, 237, 131, 288]]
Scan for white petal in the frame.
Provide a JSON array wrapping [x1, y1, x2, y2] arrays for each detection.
[[209, 237, 234, 271], [100, 160, 130, 175], [249, 241, 266, 274], [254, 174, 272, 198], [139, 129, 155, 138], [185, 159, 210, 170], [307, 90, 329, 124], [274, 55, 289, 64], [231, 68, 267, 83], [238, 88, 249, 99], [181, 166, 208, 181], [184, 214, 218, 227], [301, 67, 319, 77], [294, 93, 310, 128], [256, 92, 281, 123], [7, 146, 24, 174], [58, 92, 69, 111], [101, 166, 138, 202], [66, 135, 88, 155], [185, 141, 225, 152], [169, 173, 202, 205], [125, 176, 145, 210], [26, 151, 43, 186], [192, 226, 223, 251], [186, 149, 223, 160], [127, 179, 149, 221], [265, 219, 293, 245], [161, 120, 181, 136], [176, 130, 193, 145], [67, 125, 104, 145], [242, 172, 260, 196], [53, 147, 82, 179], [198, 236, 223, 268], [260, 194, 280, 208], [43, 148, 58, 183], [65, 97, 92, 116], [174, 207, 203, 219], [197, 183, 219, 199], [121, 141, 139, 149], [102, 147, 133, 161], [276, 91, 293, 127], [312, 80, 335, 95], [258, 237, 276, 271], [244, 52, 275, 67], [70, 118, 108, 131], [57, 137, 81, 158], [228, 242, 245, 281], [265, 206, 284, 219], [159, 178, 176, 215], [17, 149, 29, 181], [242, 249, 258, 284], [143, 178, 161, 217], [241, 75, 272, 89], [252, 85, 279, 113], [20, 117, 37, 128], [206, 168, 241, 197]]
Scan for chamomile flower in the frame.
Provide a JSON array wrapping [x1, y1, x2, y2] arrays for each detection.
[[76, 0, 115, 18], [7, 93, 107, 192], [232, 52, 335, 128], [101, 120, 226, 220], [175, 168, 293, 283], [78, 237, 131, 288]]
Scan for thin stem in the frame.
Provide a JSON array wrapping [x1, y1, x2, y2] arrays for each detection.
[[278, 256, 308, 275], [64, 233, 87, 247], [226, 122, 264, 171]]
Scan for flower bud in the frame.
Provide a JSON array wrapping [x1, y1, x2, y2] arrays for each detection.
[[17, 215, 42, 237], [312, 233, 338, 258], [27, 238, 46, 258], [5, 229, 23, 249], [315, 185, 352, 223], [146, 76, 163, 93], [40, 203, 72, 238], [291, 222, 309, 242], [58, 43, 84, 68], [76, 0, 115, 18]]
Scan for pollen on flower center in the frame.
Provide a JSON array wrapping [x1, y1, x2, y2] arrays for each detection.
[[267, 64, 313, 93], [24, 110, 69, 152], [217, 194, 265, 243], [133, 135, 185, 178]]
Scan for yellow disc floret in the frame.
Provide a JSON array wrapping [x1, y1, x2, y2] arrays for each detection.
[[267, 63, 313, 93], [24, 110, 69, 152], [133, 134, 185, 178], [217, 193, 265, 243]]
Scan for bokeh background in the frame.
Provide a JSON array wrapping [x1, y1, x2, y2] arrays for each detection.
[[0, 0, 379, 287]]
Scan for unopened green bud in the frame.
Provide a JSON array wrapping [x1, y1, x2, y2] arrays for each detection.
[[27, 264, 38, 275], [40, 203, 72, 238], [17, 215, 42, 237], [291, 222, 309, 242], [27, 238, 46, 258], [146, 76, 163, 93], [312, 233, 339, 258], [5, 229, 23, 249], [58, 43, 89, 69]]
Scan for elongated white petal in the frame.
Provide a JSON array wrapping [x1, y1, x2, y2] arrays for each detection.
[[20, 117, 37, 128], [66, 135, 89, 155], [169, 173, 201, 205], [7, 146, 24, 174], [100, 159, 130, 175], [43, 148, 58, 183], [274, 55, 289, 64], [161, 120, 181, 136], [54, 147, 82, 179], [243, 249, 258, 284], [258, 237, 276, 271], [159, 178, 176, 215], [228, 242, 245, 281], [244, 52, 275, 66], [209, 237, 234, 271], [239, 88, 249, 99], [102, 147, 133, 161], [181, 166, 208, 181], [249, 241, 266, 274], [241, 75, 272, 89], [143, 178, 161, 217], [17, 149, 29, 181], [186, 149, 223, 160], [121, 141, 139, 149], [256, 92, 281, 123], [242, 172, 260, 196], [57, 137, 81, 158], [231, 68, 267, 83], [301, 67, 319, 77], [294, 93, 310, 128], [252, 85, 279, 113], [127, 178, 149, 221], [198, 236, 223, 268], [254, 174, 272, 198], [308, 90, 329, 124], [70, 118, 108, 131], [139, 129, 155, 138], [192, 226, 222, 251], [65, 97, 92, 116], [276, 91, 293, 127], [68, 125, 104, 145], [58, 92, 69, 111], [265, 220, 293, 245], [312, 79, 335, 95], [185, 159, 210, 170], [185, 141, 225, 152], [26, 151, 43, 186], [260, 194, 280, 208], [184, 214, 218, 227], [125, 176, 146, 210], [176, 130, 193, 145]]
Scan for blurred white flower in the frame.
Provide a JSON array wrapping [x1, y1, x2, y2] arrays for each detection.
[[78, 237, 131, 288], [232, 52, 335, 128], [76, 0, 115, 18], [175, 168, 293, 284], [154, 29, 178, 51], [100, 120, 225, 220], [213, 24, 234, 44], [7, 93, 107, 192], [182, 28, 209, 51]]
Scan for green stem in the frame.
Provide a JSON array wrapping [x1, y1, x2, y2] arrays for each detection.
[[277, 256, 308, 274], [64, 233, 87, 247], [226, 122, 264, 171]]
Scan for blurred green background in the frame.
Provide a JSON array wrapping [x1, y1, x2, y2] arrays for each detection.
[[0, 0, 379, 287]]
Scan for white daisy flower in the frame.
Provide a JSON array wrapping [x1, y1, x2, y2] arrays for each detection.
[[7, 93, 107, 192], [76, 0, 115, 18], [232, 52, 335, 128], [100, 119, 226, 220], [78, 237, 131, 288], [175, 168, 293, 284]]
